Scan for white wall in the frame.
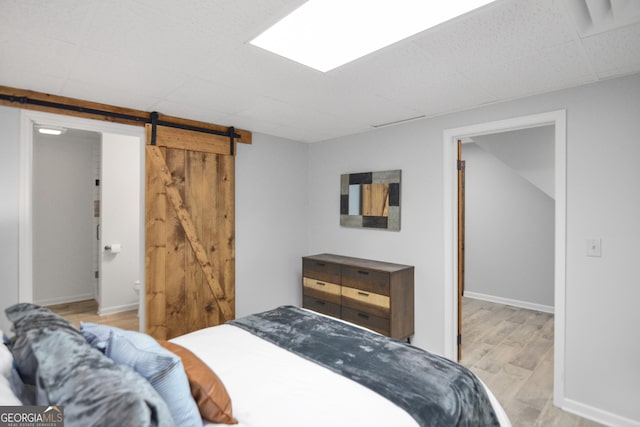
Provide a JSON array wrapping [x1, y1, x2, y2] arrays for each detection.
[[307, 122, 438, 349], [464, 142, 554, 308], [32, 130, 99, 305], [472, 125, 555, 198], [235, 132, 309, 318], [99, 133, 142, 314], [0, 106, 20, 334], [306, 73, 640, 424]]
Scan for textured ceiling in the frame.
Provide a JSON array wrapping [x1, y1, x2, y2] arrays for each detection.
[[1, 0, 639, 142]]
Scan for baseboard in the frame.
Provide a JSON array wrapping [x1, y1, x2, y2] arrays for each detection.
[[98, 302, 138, 316], [36, 293, 96, 307], [464, 291, 554, 314], [562, 398, 640, 427]]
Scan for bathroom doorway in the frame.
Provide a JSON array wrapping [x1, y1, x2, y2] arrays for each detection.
[[20, 110, 145, 331], [32, 126, 101, 308]]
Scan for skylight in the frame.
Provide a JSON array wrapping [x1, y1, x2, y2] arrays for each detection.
[[250, 0, 495, 72]]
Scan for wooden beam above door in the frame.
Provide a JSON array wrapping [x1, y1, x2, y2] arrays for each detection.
[[0, 85, 252, 145], [145, 124, 236, 155]]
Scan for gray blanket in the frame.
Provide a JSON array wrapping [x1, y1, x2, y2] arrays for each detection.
[[230, 306, 499, 427]]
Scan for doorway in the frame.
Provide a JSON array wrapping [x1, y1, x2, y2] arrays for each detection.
[[32, 127, 101, 307], [463, 126, 555, 312], [443, 110, 567, 407], [19, 110, 146, 331]]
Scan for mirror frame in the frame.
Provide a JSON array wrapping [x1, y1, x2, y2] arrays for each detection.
[[340, 169, 401, 230]]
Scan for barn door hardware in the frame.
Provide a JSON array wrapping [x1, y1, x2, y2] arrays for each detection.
[[0, 93, 240, 154]]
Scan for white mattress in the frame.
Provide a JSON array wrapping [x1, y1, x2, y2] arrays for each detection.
[[172, 324, 511, 427]]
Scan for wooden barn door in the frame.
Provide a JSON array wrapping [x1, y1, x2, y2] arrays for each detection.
[[145, 124, 235, 339]]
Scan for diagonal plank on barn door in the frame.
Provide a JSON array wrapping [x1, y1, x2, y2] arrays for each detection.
[[145, 124, 235, 339], [163, 148, 188, 338]]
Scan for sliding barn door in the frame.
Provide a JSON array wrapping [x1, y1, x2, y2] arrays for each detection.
[[145, 124, 235, 339]]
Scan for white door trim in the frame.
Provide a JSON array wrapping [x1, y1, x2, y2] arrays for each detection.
[[19, 110, 145, 315], [442, 109, 567, 407]]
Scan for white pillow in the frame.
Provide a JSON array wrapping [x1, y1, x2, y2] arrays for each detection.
[[0, 375, 21, 405], [0, 332, 20, 406], [0, 329, 13, 378]]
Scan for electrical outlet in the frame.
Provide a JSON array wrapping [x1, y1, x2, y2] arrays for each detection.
[[586, 238, 602, 257]]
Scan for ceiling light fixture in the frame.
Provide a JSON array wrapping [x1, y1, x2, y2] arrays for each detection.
[[250, 0, 495, 72], [36, 126, 66, 136]]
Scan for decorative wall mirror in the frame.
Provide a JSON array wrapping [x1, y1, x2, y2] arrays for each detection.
[[340, 169, 401, 230]]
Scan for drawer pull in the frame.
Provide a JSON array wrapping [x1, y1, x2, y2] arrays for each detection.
[[357, 312, 370, 319], [316, 282, 326, 286], [316, 262, 326, 267], [357, 291, 369, 297], [315, 300, 326, 305], [358, 270, 369, 275]]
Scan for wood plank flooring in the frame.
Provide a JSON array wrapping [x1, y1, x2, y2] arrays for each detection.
[[47, 299, 139, 331], [461, 297, 603, 427]]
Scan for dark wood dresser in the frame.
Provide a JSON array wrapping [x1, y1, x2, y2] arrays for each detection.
[[302, 253, 414, 340]]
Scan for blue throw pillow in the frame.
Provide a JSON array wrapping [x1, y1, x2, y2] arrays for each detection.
[[79, 322, 111, 352], [81, 323, 202, 427]]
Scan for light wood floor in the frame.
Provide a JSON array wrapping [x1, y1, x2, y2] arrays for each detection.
[[461, 297, 603, 427], [47, 299, 139, 331]]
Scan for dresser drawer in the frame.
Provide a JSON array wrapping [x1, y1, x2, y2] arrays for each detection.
[[303, 259, 341, 284], [341, 286, 389, 318], [302, 254, 414, 340], [303, 295, 341, 318], [303, 277, 341, 305], [341, 266, 389, 295], [342, 306, 389, 336]]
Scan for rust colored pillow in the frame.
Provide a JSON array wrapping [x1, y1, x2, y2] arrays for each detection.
[[158, 340, 238, 424]]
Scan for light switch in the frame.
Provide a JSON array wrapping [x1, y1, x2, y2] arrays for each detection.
[[586, 238, 602, 257]]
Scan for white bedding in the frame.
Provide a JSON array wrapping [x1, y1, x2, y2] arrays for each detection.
[[172, 324, 511, 427]]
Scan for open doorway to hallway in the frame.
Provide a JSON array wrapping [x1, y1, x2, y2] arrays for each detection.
[[457, 124, 558, 424], [443, 110, 567, 411]]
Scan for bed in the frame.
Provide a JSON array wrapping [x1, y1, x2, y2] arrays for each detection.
[[2, 303, 510, 427]]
